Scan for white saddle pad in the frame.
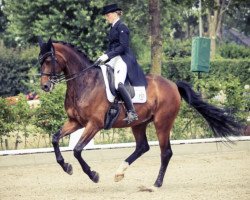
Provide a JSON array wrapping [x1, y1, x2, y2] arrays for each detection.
[[100, 65, 147, 103]]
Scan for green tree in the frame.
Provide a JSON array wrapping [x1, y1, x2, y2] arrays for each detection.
[[224, 1, 250, 36], [0, 0, 7, 36], [2, 0, 109, 57], [0, 43, 38, 97]]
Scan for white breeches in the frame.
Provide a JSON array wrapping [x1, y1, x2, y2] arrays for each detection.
[[106, 56, 127, 89]]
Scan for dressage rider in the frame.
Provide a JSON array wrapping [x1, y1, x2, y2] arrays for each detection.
[[97, 3, 147, 124]]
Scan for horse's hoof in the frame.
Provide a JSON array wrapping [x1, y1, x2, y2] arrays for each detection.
[[91, 171, 99, 183], [149, 185, 159, 192], [153, 181, 162, 188], [114, 174, 124, 182], [65, 163, 73, 175], [138, 185, 157, 192]]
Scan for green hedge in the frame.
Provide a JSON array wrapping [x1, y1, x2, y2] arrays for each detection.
[[0, 84, 67, 150], [219, 43, 250, 59], [162, 58, 250, 85]]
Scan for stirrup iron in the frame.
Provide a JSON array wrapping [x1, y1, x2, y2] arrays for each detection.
[[123, 111, 138, 124]]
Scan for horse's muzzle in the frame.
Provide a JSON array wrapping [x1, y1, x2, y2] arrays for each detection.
[[41, 81, 53, 92]]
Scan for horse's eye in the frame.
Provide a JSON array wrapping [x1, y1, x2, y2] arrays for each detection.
[[44, 59, 51, 64]]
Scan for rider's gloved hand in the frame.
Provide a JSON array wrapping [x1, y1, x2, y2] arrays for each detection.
[[97, 54, 109, 63]]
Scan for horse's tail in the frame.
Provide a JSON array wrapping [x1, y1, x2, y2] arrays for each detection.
[[176, 80, 243, 139]]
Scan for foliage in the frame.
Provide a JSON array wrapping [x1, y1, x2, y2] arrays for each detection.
[[0, 43, 39, 97], [218, 42, 250, 59], [33, 84, 67, 138], [12, 94, 34, 148], [210, 58, 250, 84], [0, 97, 15, 137], [0, 0, 7, 35], [171, 101, 213, 140], [163, 39, 192, 60], [0, 94, 35, 149], [224, 1, 250, 36], [0, 97, 15, 149], [2, 0, 110, 58], [162, 57, 194, 81]]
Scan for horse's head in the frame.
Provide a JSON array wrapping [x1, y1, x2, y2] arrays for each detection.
[[38, 37, 64, 92]]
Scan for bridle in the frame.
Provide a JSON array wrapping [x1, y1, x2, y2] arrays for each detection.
[[39, 46, 63, 84], [39, 46, 100, 84]]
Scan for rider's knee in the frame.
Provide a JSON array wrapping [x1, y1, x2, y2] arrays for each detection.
[[116, 82, 123, 90]]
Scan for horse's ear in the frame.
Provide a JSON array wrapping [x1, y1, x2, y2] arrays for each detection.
[[38, 36, 43, 48], [47, 37, 53, 48]]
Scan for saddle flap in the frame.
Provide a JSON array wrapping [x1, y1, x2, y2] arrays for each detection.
[[100, 65, 147, 103], [106, 64, 135, 98]]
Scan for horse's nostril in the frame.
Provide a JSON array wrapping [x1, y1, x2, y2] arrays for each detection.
[[42, 84, 50, 92]]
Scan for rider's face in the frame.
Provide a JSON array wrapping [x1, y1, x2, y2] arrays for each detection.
[[104, 12, 118, 24]]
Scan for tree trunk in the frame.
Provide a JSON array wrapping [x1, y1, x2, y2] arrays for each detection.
[[5, 138, 9, 150], [207, 0, 231, 59], [210, 15, 217, 59], [149, 0, 162, 75], [0, 137, 3, 150]]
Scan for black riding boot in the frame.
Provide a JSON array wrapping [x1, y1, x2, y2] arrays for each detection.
[[117, 83, 138, 124]]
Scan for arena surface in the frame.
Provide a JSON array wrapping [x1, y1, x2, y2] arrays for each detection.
[[0, 141, 249, 200]]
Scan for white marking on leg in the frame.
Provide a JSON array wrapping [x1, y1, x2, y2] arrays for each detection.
[[138, 185, 158, 192], [114, 161, 129, 182]]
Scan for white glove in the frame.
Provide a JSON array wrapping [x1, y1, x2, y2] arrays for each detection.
[[98, 54, 109, 63]]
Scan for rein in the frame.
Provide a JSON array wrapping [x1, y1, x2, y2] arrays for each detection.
[[53, 60, 100, 84]]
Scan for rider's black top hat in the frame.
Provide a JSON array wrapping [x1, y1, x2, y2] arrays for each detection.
[[101, 4, 122, 15]]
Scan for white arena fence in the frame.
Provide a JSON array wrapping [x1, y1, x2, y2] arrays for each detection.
[[1, 128, 250, 156]]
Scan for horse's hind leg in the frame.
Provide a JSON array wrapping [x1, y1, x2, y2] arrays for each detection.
[[153, 120, 173, 187], [114, 123, 150, 182], [52, 120, 81, 175], [154, 139, 172, 187]]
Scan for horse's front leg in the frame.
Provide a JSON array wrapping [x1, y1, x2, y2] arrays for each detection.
[[52, 120, 81, 175], [73, 122, 100, 183]]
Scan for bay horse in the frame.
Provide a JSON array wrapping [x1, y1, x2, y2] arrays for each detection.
[[38, 38, 242, 188]]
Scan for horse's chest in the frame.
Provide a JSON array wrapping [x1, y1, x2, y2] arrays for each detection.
[[65, 97, 88, 117]]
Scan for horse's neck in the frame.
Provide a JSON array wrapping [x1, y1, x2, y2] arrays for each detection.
[[65, 67, 102, 100], [60, 47, 103, 101], [64, 53, 89, 75]]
